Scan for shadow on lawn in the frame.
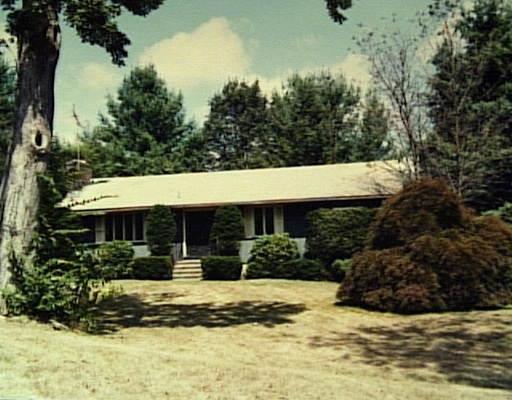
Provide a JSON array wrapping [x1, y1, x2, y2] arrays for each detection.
[[94, 293, 307, 333], [310, 310, 512, 391]]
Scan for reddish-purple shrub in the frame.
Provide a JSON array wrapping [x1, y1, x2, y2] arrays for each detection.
[[337, 179, 512, 313]]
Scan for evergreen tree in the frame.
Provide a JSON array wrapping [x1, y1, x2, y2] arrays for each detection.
[[351, 91, 391, 162], [146, 205, 176, 256], [202, 80, 277, 170], [427, 0, 512, 209], [81, 65, 194, 177], [269, 72, 360, 166]]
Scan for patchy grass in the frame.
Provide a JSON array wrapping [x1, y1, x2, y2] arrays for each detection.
[[1, 280, 511, 399]]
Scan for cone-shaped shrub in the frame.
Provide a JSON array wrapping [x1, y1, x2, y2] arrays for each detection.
[[337, 179, 512, 313]]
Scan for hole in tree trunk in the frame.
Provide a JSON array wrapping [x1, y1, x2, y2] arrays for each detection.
[[34, 131, 43, 148]]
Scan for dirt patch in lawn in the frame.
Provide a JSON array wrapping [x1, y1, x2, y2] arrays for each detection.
[[1, 280, 511, 400]]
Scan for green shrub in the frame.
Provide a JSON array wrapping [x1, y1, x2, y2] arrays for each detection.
[[337, 179, 512, 314], [3, 160, 107, 329], [330, 259, 352, 282], [210, 205, 244, 256], [278, 258, 329, 281], [146, 205, 176, 256], [246, 234, 300, 279], [4, 250, 103, 327], [131, 257, 172, 280], [305, 207, 375, 272], [96, 241, 134, 279], [201, 256, 242, 280]]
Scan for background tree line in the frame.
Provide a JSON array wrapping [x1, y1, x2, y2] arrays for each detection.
[[76, 66, 391, 176]]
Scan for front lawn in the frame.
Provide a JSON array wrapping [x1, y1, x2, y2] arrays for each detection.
[[1, 280, 511, 399]]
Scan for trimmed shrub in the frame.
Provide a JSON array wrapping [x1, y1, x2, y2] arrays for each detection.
[[305, 207, 375, 272], [210, 205, 244, 256], [146, 205, 176, 256], [96, 241, 134, 279], [278, 258, 329, 281], [131, 256, 172, 280], [246, 234, 300, 279], [337, 179, 512, 314], [201, 256, 242, 280], [330, 259, 352, 282]]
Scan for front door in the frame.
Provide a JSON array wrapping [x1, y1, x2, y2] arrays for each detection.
[[185, 210, 215, 258]]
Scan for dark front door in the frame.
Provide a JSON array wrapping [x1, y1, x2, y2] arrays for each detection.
[[185, 210, 215, 258]]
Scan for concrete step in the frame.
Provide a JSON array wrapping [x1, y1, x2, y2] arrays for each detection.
[[173, 259, 202, 280]]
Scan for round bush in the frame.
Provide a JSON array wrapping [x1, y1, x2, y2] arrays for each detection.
[[146, 205, 176, 256], [96, 241, 134, 279], [246, 234, 300, 279], [337, 179, 512, 313]]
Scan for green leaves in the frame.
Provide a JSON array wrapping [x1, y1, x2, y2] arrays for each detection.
[[80, 65, 193, 177], [324, 0, 353, 24], [4, 1, 164, 66], [146, 205, 176, 256]]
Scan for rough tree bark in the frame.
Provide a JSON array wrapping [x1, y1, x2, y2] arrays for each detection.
[[0, 4, 60, 313]]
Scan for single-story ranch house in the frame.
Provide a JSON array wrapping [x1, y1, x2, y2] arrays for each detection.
[[63, 161, 402, 262]]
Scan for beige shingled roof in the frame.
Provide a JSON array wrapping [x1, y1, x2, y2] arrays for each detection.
[[63, 161, 402, 213]]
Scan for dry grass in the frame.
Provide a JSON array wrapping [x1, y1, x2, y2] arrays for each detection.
[[1, 279, 511, 400]]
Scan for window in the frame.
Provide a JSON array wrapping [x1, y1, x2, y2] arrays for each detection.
[[81, 216, 96, 244], [254, 207, 274, 236], [105, 212, 145, 242]]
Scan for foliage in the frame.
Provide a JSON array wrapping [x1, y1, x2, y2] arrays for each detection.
[[96, 241, 134, 279], [269, 72, 362, 166], [201, 256, 242, 280], [131, 256, 172, 280], [331, 259, 352, 282], [202, 80, 278, 170], [210, 206, 244, 256], [338, 179, 512, 313], [246, 234, 300, 279], [146, 205, 176, 256], [3, 141, 105, 326], [484, 203, 512, 225], [352, 91, 391, 162], [2, 1, 164, 67], [80, 65, 194, 177], [305, 207, 375, 270], [0, 56, 15, 179], [324, 0, 354, 24], [427, 0, 512, 210], [278, 258, 329, 281]]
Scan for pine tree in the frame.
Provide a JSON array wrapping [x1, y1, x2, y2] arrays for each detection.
[[202, 80, 277, 170], [80, 65, 194, 177], [269, 72, 360, 166]]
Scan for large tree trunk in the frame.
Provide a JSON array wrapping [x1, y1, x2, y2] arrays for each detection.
[[0, 6, 60, 313]]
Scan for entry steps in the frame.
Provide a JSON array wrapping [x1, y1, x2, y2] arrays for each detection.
[[173, 258, 203, 281]]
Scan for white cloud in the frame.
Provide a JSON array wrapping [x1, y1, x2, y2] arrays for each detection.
[[139, 17, 251, 89], [78, 62, 123, 90], [248, 53, 372, 97], [331, 54, 372, 92]]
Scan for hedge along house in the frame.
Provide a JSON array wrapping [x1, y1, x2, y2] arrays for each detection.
[[62, 161, 402, 262]]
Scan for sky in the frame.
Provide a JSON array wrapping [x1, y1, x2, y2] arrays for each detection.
[[6, 0, 433, 142]]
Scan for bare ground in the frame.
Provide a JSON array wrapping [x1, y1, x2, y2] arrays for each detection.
[[1, 280, 511, 400]]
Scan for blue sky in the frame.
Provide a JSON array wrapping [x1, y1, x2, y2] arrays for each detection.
[[41, 0, 432, 141]]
